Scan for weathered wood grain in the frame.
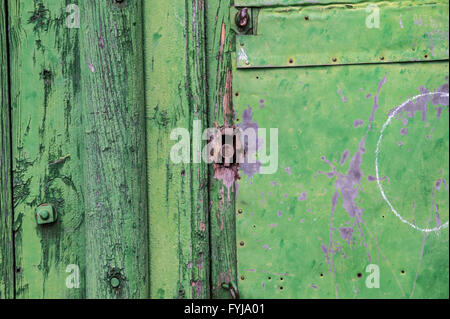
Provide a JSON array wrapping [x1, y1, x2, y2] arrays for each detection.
[[80, 0, 149, 299], [206, 0, 238, 299], [0, 0, 14, 300], [144, 0, 210, 299], [9, 0, 85, 298]]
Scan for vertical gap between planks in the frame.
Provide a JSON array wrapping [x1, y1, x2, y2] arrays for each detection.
[[3, 0, 16, 299], [140, 0, 151, 298]]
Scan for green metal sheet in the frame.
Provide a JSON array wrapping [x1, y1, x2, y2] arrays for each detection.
[[235, 0, 436, 8], [236, 1, 449, 68], [234, 61, 449, 298]]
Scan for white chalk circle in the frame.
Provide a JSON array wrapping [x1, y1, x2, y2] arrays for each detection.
[[375, 91, 449, 233]]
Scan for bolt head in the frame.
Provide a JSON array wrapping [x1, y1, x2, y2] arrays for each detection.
[[110, 277, 120, 288], [36, 204, 57, 225], [39, 210, 50, 220]]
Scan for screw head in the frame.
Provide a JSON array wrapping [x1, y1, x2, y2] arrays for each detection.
[[110, 277, 120, 288]]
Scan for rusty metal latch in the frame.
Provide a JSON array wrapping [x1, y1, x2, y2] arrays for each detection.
[[236, 8, 249, 29], [221, 281, 240, 299]]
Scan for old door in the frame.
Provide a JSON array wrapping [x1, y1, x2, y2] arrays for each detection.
[[0, 0, 448, 300], [232, 1, 449, 298]]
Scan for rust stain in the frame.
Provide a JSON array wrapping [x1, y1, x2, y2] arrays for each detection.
[[219, 21, 226, 56], [222, 68, 233, 126]]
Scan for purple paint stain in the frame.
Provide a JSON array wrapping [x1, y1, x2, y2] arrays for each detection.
[[365, 93, 372, 99], [400, 128, 408, 136], [277, 210, 282, 217], [262, 245, 270, 251], [269, 224, 278, 228], [238, 107, 262, 179], [311, 284, 318, 289], [368, 175, 387, 183], [414, 18, 423, 26], [337, 88, 347, 103], [436, 213, 442, 228], [443, 179, 449, 192], [284, 193, 289, 199], [391, 86, 431, 122], [340, 150, 350, 165], [436, 179, 442, 192], [297, 192, 307, 201], [431, 83, 449, 106], [99, 36, 105, 49], [285, 167, 292, 175], [336, 139, 366, 218], [368, 75, 387, 129], [339, 227, 354, 245], [353, 120, 364, 128], [318, 76, 388, 268], [436, 107, 443, 118]]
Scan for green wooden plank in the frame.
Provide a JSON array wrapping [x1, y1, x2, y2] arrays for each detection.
[[9, 0, 85, 298], [233, 61, 449, 298], [145, 0, 210, 299], [0, 0, 14, 300], [79, 0, 149, 299], [236, 1, 449, 68], [206, 0, 239, 299], [235, 0, 435, 8]]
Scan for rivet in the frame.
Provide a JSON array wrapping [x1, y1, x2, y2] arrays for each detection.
[[110, 277, 120, 288], [238, 209, 243, 214], [332, 57, 337, 62], [239, 241, 245, 246]]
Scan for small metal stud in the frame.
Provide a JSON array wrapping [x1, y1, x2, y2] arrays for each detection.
[[35, 204, 57, 225], [110, 277, 120, 288]]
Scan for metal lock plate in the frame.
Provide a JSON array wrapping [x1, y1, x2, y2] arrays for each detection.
[[211, 127, 244, 166]]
